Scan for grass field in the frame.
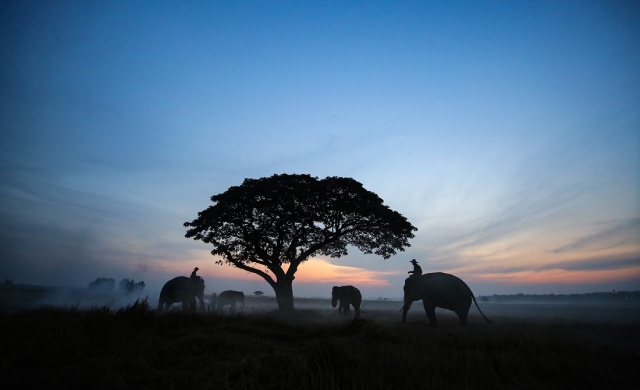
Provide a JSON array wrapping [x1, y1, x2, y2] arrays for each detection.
[[1, 294, 639, 390]]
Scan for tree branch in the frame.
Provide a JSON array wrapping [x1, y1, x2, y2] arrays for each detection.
[[229, 259, 277, 288]]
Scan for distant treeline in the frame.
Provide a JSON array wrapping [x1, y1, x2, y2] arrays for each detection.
[[2, 277, 145, 294], [478, 291, 640, 303]]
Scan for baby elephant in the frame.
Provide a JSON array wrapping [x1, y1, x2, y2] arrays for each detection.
[[331, 285, 362, 317], [216, 290, 245, 313]]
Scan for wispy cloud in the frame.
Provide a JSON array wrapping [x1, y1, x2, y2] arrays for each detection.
[[475, 267, 640, 286], [552, 218, 640, 254], [419, 174, 589, 269], [544, 254, 640, 272]]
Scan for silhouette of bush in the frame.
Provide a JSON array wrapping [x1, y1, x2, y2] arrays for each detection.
[[87, 277, 115, 291], [118, 278, 145, 294]]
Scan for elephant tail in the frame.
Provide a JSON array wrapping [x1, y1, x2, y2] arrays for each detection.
[[471, 294, 492, 324]]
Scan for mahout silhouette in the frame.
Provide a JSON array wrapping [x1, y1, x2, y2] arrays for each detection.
[[407, 258, 422, 277]]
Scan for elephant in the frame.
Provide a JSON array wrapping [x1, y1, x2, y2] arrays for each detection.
[[401, 272, 491, 327], [158, 276, 205, 311], [216, 290, 245, 313], [331, 285, 362, 317]]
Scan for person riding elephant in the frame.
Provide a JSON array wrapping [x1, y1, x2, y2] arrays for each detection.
[[408, 259, 422, 277], [331, 285, 362, 317], [216, 290, 245, 313], [401, 272, 491, 327], [158, 275, 205, 311]]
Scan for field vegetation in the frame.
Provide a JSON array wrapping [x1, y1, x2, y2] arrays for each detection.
[[1, 295, 638, 389]]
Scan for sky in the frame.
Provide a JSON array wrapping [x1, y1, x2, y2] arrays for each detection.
[[1, 1, 639, 300]]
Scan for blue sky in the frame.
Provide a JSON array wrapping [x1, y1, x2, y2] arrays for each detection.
[[1, 1, 639, 299]]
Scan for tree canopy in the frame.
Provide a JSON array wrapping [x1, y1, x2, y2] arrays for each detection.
[[184, 174, 417, 311]]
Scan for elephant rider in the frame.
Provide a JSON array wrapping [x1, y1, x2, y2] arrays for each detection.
[[190, 267, 199, 279], [408, 259, 422, 277]]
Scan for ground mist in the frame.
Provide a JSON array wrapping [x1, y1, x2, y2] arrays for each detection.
[[0, 298, 638, 390]]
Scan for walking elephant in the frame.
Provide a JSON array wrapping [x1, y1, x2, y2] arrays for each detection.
[[217, 290, 244, 313], [331, 285, 362, 317], [401, 272, 491, 327], [158, 276, 205, 311]]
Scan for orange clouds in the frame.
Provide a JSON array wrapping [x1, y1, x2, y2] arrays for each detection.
[[292, 258, 395, 286]]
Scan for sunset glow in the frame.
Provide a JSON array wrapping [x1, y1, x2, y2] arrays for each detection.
[[291, 258, 394, 287]]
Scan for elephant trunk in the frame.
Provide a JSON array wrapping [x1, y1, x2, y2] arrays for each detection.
[[331, 296, 337, 308]]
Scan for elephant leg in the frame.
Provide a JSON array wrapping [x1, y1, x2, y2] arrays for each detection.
[[231, 302, 236, 313], [456, 308, 469, 327], [423, 301, 438, 327]]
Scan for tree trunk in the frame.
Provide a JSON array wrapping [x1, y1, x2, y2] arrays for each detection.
[[273, 280, 294, 312]]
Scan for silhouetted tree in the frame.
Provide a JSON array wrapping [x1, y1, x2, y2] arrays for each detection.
[[118, 278, 145, 293], [184, 174, 417, 312], [87, 277, 115, 291], [254, 291, 264, 296]]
